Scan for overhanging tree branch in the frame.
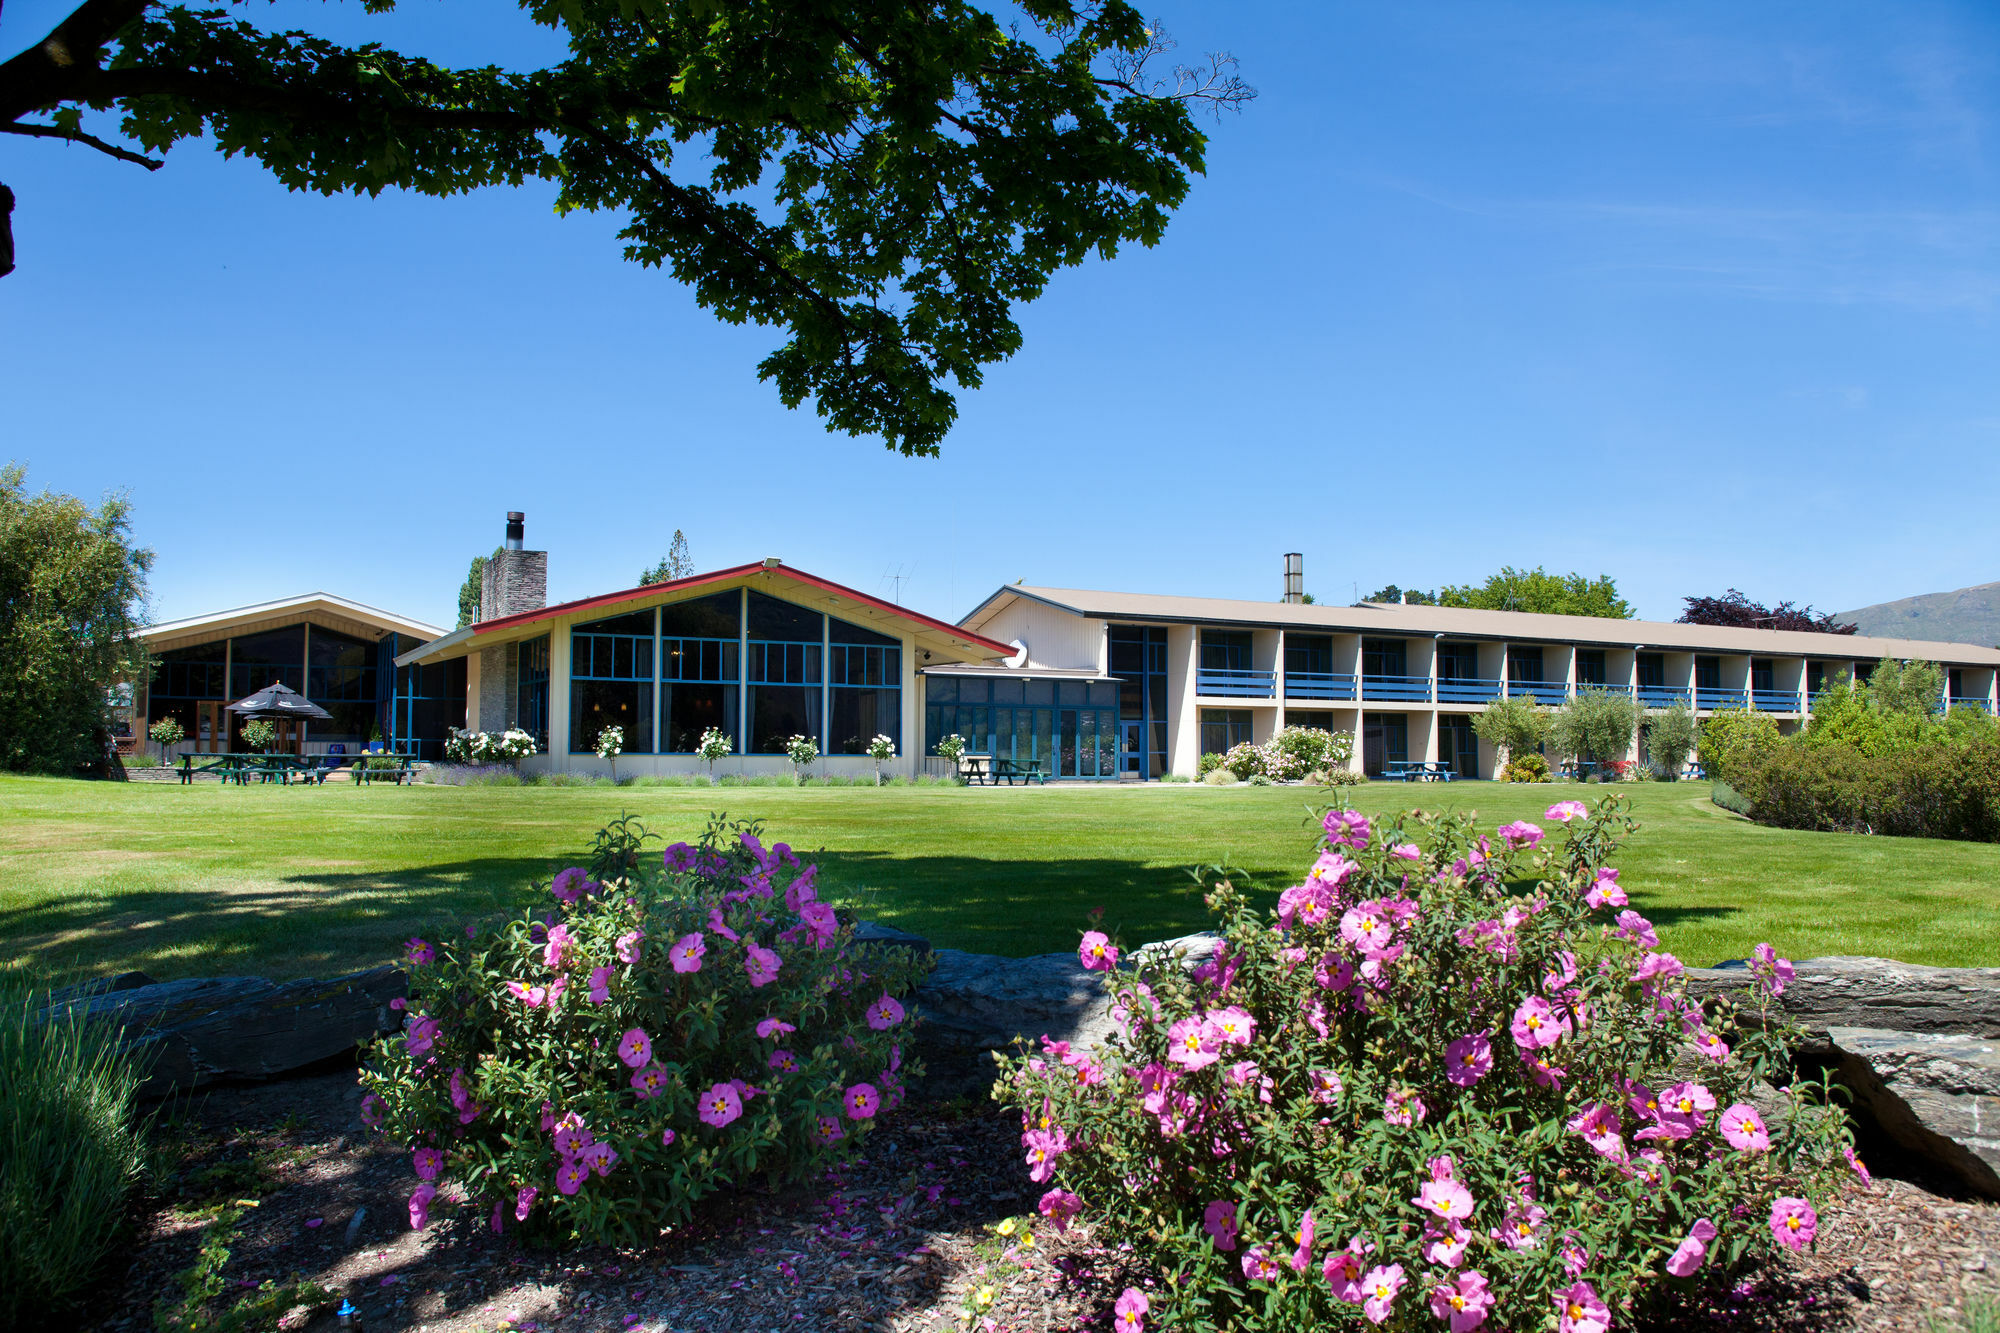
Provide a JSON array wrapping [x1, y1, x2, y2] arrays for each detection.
[[0, 119, 161, 167]]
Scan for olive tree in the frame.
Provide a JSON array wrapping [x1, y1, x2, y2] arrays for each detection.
[[1643, 700, 1698, 779], [1471, 694, 1549, 770], [1548, 687, 1639, 769]]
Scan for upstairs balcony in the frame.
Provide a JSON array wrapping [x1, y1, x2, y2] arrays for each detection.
[[1508, 680, 1569, 705], [1636, 685, 1688, 708], [1696, 687, 1748, 711], [1196, 668, 1276, 699], [1362, 674, 1432, 702], [1436, 677, 1504, 705], [1285, 672, 1357, 701], [1752, 689, 1800, 713], [1949, 695, 1993, 714]]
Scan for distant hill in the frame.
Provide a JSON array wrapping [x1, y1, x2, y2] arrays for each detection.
[[1838, 582, 2000, 649]]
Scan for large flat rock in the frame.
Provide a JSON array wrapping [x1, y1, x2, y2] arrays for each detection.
[[1688, 956, 2000, 1042], [1824, 1026, 2000, 1200], [909, 949, 1114, 1100], [40, 967, 408, 1097]]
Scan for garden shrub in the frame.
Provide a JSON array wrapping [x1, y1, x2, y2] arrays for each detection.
[[1741, 739, 2000, 843], [1223, 729, 1353, 782], [359, 814, 929, 1245], [1307, 768, 1365, 788], [1695, 707, 1782, 788], [1198, 752, 1224, 779], [1498, 753, 1551, 783], [1643, 703, 1697, 780], [1203, 768, 1238, 786], [1, 979, 152, 1329], [1002, 797, 1855, 1332], [1548, 689, 1638, 771], [1472, 695, 1549, 775], [1710, 782, 1752, 816]]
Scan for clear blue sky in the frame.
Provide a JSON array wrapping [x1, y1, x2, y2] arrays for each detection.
[[3, 0, 1995, 629]]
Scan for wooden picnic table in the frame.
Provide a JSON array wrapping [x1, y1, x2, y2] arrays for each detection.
[[1381, 760, 1454, 782], [957, 754, 993, 785], [175, 753, 415, 785], [993, 757, 1047, 786]]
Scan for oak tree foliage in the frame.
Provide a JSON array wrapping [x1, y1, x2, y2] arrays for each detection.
[[0, 0, 1251, 455]]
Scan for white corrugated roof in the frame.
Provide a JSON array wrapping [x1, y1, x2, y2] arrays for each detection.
[[142, 593, 446, 647]]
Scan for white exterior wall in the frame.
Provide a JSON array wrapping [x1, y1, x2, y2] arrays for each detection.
[[971, 598, 1106, 671]]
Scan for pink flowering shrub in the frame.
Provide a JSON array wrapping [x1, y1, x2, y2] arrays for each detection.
[[1003, 796, 1855, 1330], [360, 815, 927, 1244]]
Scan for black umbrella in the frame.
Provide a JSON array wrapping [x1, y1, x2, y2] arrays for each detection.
[[226, 681, 333, 721]]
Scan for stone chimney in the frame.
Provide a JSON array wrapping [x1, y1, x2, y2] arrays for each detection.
[[1282, 552, 1304, 604], [480, 511, 547, 622]]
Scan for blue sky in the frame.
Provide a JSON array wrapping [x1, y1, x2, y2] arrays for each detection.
[[3, 0, 1995, 629]]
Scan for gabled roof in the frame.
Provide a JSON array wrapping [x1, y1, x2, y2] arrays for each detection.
[[142, 593, 445, 652], [396, 560, 1014, 668], [964, 584, 2000, 666]]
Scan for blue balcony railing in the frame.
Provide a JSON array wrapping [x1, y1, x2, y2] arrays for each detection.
[[1436, 677, 1504, 704], [1363, 674, 1433, 702], [1285, 672, 1356, 701], [1508, 680, 1569, 704], [1636, 686, 1688, 709], [1948, 696, 1992, 714], [1751, 689, 1799, 713], [1197, 668, 1276, 699], [1696, 687, 1747, 711]]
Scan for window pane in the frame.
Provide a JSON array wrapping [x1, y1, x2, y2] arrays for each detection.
[[659, 591, 741, 640], [749, 684, 821, 753], [829, 687, 900, 753]]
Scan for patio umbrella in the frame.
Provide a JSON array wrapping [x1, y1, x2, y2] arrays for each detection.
[[225, 681, 333, 721]]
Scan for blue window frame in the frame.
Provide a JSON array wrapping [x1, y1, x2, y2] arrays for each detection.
[[517, 636, 550, 753], [829, 619, 901, 754], [571, 610, 655, 754], [924, 675, 1117, 778]]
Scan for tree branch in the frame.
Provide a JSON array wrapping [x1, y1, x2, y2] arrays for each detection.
[[0, 119, 162, 167], [0, 0, 152, 122]]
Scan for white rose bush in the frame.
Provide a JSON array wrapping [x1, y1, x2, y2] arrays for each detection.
[[1002, 795, 1856, 1331], [866, 733, 895, 784]]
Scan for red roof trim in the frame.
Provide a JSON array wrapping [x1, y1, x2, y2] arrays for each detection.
[[471, 561, 1014, 657]]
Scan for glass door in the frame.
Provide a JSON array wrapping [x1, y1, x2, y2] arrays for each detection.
[[1120, 720, 1145, 776]]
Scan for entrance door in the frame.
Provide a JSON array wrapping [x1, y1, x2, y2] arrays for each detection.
[[1120, 720, 1145, 777]]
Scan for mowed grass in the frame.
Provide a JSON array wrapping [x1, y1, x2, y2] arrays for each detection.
[[1, 774, 1995, 981]]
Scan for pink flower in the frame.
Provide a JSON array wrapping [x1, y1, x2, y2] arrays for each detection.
[[867, 994, 906, 1030], [1079, 931, 1120, 971], [1497, 820, 1543, 848], [1414, 1178, 1474, 1221], [1545, 801, 1589, 823], [1510, 995, 1567, 1050], [1360, 1264, 1405, 1324], [1660, 1081, 1716, 1132], [1445, 1032, 1494, 1087], [799, 901, 838, 945], [405, 937, 434, 966], [1289, 1209, 1316, 1272], [411, 1147, 443, 1180], [404, 1014, 439, 1056], [1561, 1238, 1589, 1277], [1666, 1218, 1716, 1277], [1308, 849, 1360, 888], [1339, 906, 1393, 953], [1719, 1102, 1770, 1151], [1494, 1201, 1546, 1250], [1425, 1222, 1472, 1269], [618, 1027, 652, 1068], [744, 943, 782, 987], [1023, 1127, 1067, 1182], [845, 1082, 881, 1120], [629, 1064, 670, 1099], [1308, 1069, 1344, 1104], [1565, 1102, 1624, 1160], [1555, 1280, 1610, 1333], [1383, 1088, 1426, 1126], [555, 1157, 588, 1195], [1038, 1188, 1083, 1232], [1584, 867, 1627, 909], [1429, 1269, 1493, 1332], [1615, 909, 1659, 948], [1390, 843, 1422, 861], [698, 1082, 743, 1128], [1113, 1287, 1148, 1333], [1752, 941, 1796, 996], [542, 923, 574, 969], [1166, 1016, 1220, 1070], [1241, 1246, 1281, 1281], [768, 1048, 798, 1073], [551, 1111, 593, 1156], [1693, 1030, 1731, 1063], [1323, 808, 1372, 849], [1633, 951, 1683, 984], [707, 906, 741, 942], [1202, 1199, 1240, 1251], [1845, 1145, 1872, 1185], [816, 1114, 845, 1143], [1208, 1006, 1256, 1047], [783, 865, 819, 912], [552, 867, 588, 903], [586, 966, 614, 1005], [408, 1182, 435, 1230], [582, 1140, 619, 1177], [1324, 1236, 1375, 1302], [359, 1093, 385, 1127], [1523, 1051, 1567, 1090], [756, 1016, 796, 1039], [615, 928, 645, 964], [670, 932, 706, 973], [515, 1186, 537, 1221], [660, 1127, 676, 1147]]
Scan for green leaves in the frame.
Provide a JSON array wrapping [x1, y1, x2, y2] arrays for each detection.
[[6, 0, 1249, 453]]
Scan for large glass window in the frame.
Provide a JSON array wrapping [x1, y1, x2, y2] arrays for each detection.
[[1438, 713, 1478, 778], [1508, 646, 1545, 684], [306, 626, 378, 741], [1637, 653, 1665, 689], [925, 676, 1118, 778], [1362, 712, 1408, 776], [660, 591, 741, 753], [571, 610, 655, 754], [1436, 641, 1480, 680], [1362, 638, 1407, 678], [1199, 708, 1253, 755], [1288, 710, 1336, 731], [1575, 649, 1606, 686], [829, 617, 901, 754], [1751, 659, 1775, 693], [517, 636, 551, 752], [229, 625, 305, 697], [148, 641, 228, 734], [1111, 625, 1171, 777], [1285, 634, 1334, 676], [392, 653, 468, 760], [747, 591, 821, 754], [1695, 656, 1721, 690], [1200, 631, 1252, 672]]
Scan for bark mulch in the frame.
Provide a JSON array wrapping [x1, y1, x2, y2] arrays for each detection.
[[87, 1068, 1998, 1333]]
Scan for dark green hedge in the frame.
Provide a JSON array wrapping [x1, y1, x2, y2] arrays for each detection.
[[1740, 739, 2000, 843]]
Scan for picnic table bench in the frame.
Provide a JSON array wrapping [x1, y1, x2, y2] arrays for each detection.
[[176, 753, 416, 785], [993, 757, 1047, 786], [1380, 760, 1454, 782], [957, 754, 993, 785]]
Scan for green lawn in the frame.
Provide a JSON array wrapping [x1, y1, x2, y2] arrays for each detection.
[[2, 774, 1995, 981]]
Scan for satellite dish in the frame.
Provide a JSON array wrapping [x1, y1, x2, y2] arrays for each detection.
[[1004, 638, 1029, 669]]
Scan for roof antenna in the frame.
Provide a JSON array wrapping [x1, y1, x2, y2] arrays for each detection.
[[882, 562, 913, 604]]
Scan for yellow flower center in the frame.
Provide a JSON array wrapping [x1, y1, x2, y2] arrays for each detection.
[[1375, 1283, 1391, 1298], [1451, 1295, 1466, 1310], [1786, 1216, 1800, 1232], [1569, 1302, 1585, 1318]]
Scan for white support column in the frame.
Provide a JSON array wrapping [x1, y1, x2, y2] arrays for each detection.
[[1274, 629, 1286, 731], [901, 635, 920, 777], [549, 630, 572, 765], [1166, 625, 1199, 777]]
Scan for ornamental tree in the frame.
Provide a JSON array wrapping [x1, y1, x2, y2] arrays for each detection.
[[1677, 590, 1856, 636], [0, 0, 1250, 455]]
